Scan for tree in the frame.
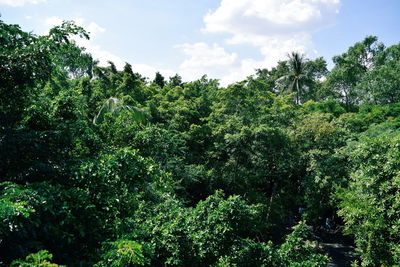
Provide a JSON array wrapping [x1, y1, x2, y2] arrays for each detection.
[[338, 133, 400, 266], [325, 36, 385, 106], [10, 250, 59, 267], [276, 52, 327, 104], [0, 20, 92, 183], [0, 20, 87, 127], [4, 17, 400, 267], [356, 44, 400, 104], [93, 97, 146, 125], [168, 74, 183, 87], [153, 71, 165, 88], [96, 240, 145, 267]]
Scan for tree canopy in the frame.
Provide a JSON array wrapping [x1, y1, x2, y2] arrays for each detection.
[[1, 19, 399, 266]]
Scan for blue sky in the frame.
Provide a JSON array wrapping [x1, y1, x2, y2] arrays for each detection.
[[1, 0, 399, 85]]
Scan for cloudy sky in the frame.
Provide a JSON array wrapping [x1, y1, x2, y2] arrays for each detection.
[[1, 0, 399, 85]]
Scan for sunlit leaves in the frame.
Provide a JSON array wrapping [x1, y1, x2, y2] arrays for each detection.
[[93, 97, 146, 125]]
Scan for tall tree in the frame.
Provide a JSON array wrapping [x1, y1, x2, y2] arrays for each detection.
[[168, 73, 183, 88], [275, 52, 326, 104], [325, 36, 385, 106], [356, 44, 400, 104], [277, 52, 306, 104], [153, 71, 166, 88]]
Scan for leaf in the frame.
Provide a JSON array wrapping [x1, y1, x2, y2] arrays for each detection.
[[93, 97, 146, 125]]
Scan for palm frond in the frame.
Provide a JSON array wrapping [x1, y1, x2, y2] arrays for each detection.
[[93, 97, 146, 125]]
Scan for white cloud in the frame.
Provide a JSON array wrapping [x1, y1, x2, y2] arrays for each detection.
[[176, 42, 241, 85], [175, 42, 267, 86], [131, 64, 176, 81], [44, 16, 63, 27], [87, 22, 106, 38], [203, 0, 340, 58], [0, 0, 46, 7], [175, 0, 340, 86], [203, 0, 340, 37], [175, 35, 313, 86], [179, 43, 237, 69]]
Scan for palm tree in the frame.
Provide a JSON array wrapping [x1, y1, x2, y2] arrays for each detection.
[[93, 97, 146, 125], [276, 52, 310, 104]]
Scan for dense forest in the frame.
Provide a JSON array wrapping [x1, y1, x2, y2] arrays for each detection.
[[1, 20, 399, 266]]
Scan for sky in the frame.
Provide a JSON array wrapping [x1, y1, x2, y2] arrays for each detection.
[[1, 0, 399, 86]]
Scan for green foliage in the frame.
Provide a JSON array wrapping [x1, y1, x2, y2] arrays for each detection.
[[290, 113, 349, 225], [356, 44, 400, 104], [0, 182, 35, 235], [325, 36, 385, 106], [96, 240, 145, 267], [0, 19, 90, 127], [74, 147, 174, 225], [301, 149, 347, 224], [337, 133, 400, 266], [293, 113, 347, 151], [275, 53, 327, 104], [130, 196, 190, 266], [127, 191, 271, 266], [216, 239, 280, 267], [217, 221, 329, 267], [2, 19, 400, 266], [187, 191, 265, 264], [93, 97, 146, 125], [168, 74, 183, 88], [10, 250, 58, 267], [278, 221, 329, 266], [302, 99, 346, 117], [153, 72, 165, 88]]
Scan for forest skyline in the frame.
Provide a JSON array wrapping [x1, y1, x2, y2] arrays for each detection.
[[2, 0, 399, 86]]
